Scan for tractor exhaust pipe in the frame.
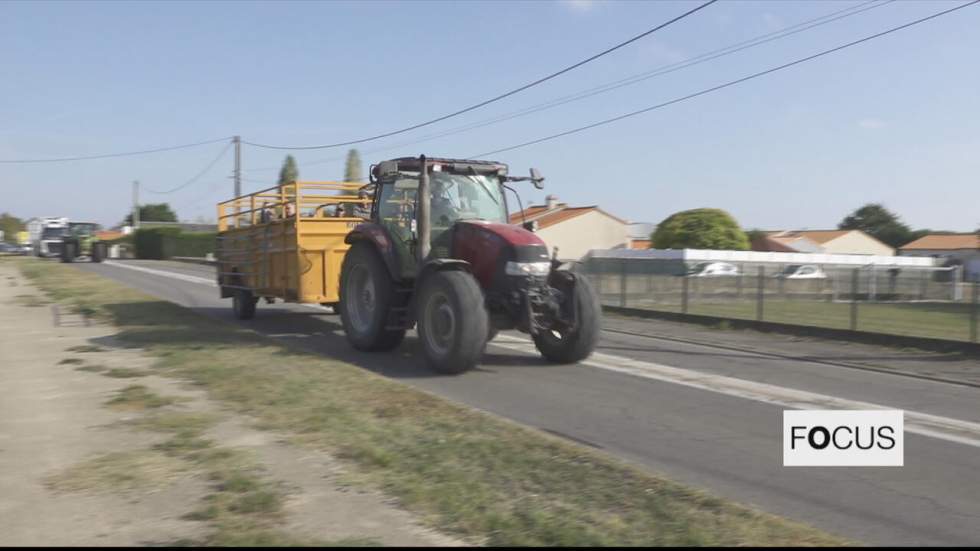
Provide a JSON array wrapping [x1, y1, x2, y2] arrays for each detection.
[[417, 154, 430, 264]]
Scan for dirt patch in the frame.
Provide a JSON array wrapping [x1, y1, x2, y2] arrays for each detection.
[[0, 261, 462, 546]]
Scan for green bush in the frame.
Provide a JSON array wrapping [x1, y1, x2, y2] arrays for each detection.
[[167, 232, 216, 258], [652, 208, 750, 251], [133, 228, 215, 259]]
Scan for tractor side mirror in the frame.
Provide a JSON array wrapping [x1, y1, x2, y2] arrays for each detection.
[[522, 220, 539, 232], [377, 160, 399, 178], [530, 168, 544, 189]]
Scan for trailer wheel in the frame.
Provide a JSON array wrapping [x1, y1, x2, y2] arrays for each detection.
[[339, 243, 405, 351], [232, 289, 258, 320], [417, 270, 488, 374], [91, 242, 105, 263], [60, 242, 75, 263], [533, 273, 601, 364]]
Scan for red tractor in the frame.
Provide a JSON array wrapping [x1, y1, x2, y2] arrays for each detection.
[[339, 156, 601, 374]]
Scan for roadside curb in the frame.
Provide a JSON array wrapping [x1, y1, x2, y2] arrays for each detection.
[[171, 256, 217, 266], [601, 322, 980, 391], [603, 306, 980, 358]]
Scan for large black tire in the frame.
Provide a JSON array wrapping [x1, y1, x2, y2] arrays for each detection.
[[91, 242, 105, 263], [533, 273, 601, 364], [416, 270, 488, 374], [60, 242, 75, 263], [232, 288, 258, 320], [339, 243, 406, 351]]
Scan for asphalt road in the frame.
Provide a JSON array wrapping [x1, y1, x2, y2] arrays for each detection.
[[75, 259, 980, 545]]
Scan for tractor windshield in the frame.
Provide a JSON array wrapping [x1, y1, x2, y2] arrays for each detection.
[[430, 172, 507, 226]]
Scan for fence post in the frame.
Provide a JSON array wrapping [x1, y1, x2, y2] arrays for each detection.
[[736, 265, 743, 298], [850, 268, 859, 331], [971, 279, 978, 344], [681, 273, 689, 314], [953, 265, 963, 301], [756, 266, 764, 321], [619, 259, 627, 308]]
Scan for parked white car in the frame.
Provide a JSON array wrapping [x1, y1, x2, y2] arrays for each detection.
[[775, 264, 827, 279], [688, 262, 740, 277]]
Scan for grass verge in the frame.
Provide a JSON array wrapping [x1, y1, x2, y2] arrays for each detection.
[[45, 450, 189, 493], [17, 257, 847, 546]]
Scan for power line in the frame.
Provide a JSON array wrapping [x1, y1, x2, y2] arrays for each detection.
[[144, 141, 234, 194], [473, 0, 979, 158], [0, 136, 232, 164], [240, 0, 719, 151], [246, 0, 888, 172]]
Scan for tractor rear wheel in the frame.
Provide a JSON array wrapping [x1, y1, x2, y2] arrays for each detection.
[[417, 270, 488, 374], [339, 243, 405, 351], [533, 273, 601, 364], [60, 242, 75, 263], [232, 288, 258, 320]]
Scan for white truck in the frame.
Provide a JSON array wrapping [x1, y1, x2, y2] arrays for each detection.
[[26, 217, 69, 257]]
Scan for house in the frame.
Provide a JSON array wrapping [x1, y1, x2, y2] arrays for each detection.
[[899, 233, 980, 281], [752, 229, 894, 256], [627, 222, 656, 250], [509, 195, 629, 260]]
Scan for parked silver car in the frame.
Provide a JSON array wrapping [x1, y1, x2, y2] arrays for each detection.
[[774, 264, 827, 279], [688, 262, 741, 277]]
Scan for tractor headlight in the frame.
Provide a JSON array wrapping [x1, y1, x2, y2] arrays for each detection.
[[505, 261, 551, 277]]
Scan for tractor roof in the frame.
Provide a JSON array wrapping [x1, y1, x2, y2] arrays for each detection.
[[373, 157, 508, 178]]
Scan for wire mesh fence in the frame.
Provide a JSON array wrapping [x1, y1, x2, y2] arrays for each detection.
[[580, 258, 980, 344]]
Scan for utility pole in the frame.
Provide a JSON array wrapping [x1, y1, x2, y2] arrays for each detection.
[[233, 135, 241, 198], [132, 180, 140, 230]]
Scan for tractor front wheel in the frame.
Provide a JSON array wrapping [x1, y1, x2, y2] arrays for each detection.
[[339, 243, 405, 351], [417, 270, 488, 374], [533, 273, 601, 364]]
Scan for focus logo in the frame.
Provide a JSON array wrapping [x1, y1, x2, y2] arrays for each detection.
[[783, 410, 903, 466]]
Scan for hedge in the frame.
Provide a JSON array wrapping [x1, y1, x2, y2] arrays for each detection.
[[133, 228, 216, 260]]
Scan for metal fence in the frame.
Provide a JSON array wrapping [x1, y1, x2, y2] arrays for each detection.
[[580, 258, 980, 344]]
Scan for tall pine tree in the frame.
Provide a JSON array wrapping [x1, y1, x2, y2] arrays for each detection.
[[277, 155, 299, 186], [344, 149, 363, 182]]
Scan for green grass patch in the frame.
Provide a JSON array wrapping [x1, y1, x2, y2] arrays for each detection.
[[75, 364, 107, 373], [58, 357, 84, 365], [12, 293, 49, 307], [44, 450, 189, 493], [20, 257, 847, 546], [67, 344, 106, 353], [126, 411, 220, 434], [105, 384, 177, 411], [103, 367, 150, 378]]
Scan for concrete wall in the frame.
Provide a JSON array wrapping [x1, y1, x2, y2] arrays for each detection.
[[535, 210, 628, 260], [823, 232, 894, 256]]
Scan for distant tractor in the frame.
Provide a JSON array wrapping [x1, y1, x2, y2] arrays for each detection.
[[59, 222, 107, 263], [215, 155, 601, 375]]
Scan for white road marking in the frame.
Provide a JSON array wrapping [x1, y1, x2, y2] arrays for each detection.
[[493, 334, 980, 449], [101, 260, 980, 448], [104, 260, 217, 287]]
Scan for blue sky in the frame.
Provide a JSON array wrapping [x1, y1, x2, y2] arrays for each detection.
[[1, 0, 977, 232]]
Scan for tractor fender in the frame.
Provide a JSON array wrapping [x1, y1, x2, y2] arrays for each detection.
[[345, 223, 402, 282], [407, 259, 473, 325]]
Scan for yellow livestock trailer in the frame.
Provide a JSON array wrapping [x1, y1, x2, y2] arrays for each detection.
[[216, 181, 370, 318]]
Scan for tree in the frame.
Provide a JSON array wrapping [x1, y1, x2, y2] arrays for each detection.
[[837, 203, 914, 248], [651, 208, 750, 250], [124, 203, 178, 226], [277, 155, 299, 186], [344, 149, 363, 182], [0, 212, 25, 243]]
